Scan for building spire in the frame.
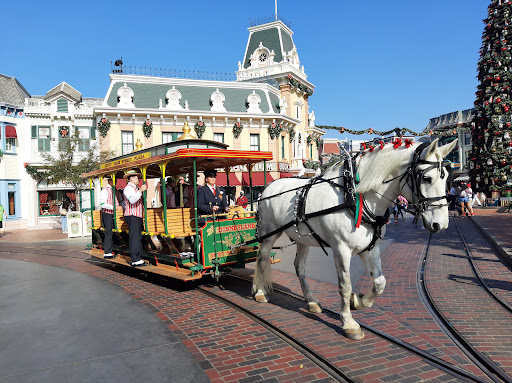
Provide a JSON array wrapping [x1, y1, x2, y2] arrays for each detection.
[[275, 0, 278, 21]]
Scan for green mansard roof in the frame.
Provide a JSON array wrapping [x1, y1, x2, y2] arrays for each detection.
[[243, 21, 295, 69], [105, 79, 281, 114]]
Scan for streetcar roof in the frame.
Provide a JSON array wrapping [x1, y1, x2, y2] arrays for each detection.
[[81, 138, 273, 180]]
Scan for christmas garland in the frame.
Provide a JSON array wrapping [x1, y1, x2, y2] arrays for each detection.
[[59, 126, 70, 138], [268, 123, 283, 140], [315, 125, 445, 137], [306, 135, 312, 146], [97, 118, 111, 138], [315, 137, 323, 148], [298, 133, 302, 144], [25, 164, 48, 181], [303, 159, 320, 170], [287, 75, 313, 97], [233, 122, 243, 138], [142, 120, 153, 138], [0, 149, 3, 157], [194, 121, 206, 139]]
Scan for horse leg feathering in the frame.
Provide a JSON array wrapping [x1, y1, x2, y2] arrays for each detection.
[[295, 243, 322, 313], [333, 243, 365, 340], [252, 234, 279, 303], [351, 248, 386, 310]]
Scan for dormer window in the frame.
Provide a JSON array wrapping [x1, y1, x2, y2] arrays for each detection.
[[57, 98, 68, 113]]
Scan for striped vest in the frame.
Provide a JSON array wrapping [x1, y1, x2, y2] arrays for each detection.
[[102, 185, 114, 215], [124, 182, 144, 218]]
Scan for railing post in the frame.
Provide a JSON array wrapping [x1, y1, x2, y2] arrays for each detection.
[[89, 178, 95, 228], [160, 163, 169, 235]]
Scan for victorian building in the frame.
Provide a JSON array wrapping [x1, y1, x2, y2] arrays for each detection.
[[95, 19, 324, 198], [0, 74, 29, 228], [23, 82, 102, 229]]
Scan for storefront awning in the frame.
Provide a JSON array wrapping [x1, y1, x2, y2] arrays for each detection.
[[242, 172, 274, 186], [216, 172, 241, 186], [279, 172, 295, 178], [5, 125, 17, 138]]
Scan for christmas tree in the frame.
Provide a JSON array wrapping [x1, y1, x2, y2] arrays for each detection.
[[470, 0, 512, 194]]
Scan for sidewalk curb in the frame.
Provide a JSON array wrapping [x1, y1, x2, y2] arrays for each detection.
[[469, 216, 512, 266]]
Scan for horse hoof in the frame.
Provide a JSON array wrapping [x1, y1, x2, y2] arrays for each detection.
[[307, 302, 322, 313], [254, 292, 268, 303], [350, 293, 364, 310], [344, 328, 365, 340]]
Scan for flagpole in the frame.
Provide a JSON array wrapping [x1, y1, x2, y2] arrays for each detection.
[[275, 0, 278, 21]]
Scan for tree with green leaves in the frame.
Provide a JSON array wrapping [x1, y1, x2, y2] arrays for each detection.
[[26, 133, 114, 210], [470, 0, 512, 193]]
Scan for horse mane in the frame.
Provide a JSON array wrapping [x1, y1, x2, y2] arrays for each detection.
[[322, 143, 419, 194]]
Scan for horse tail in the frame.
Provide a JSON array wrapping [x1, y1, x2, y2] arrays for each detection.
[[252, 244, 274, 294]]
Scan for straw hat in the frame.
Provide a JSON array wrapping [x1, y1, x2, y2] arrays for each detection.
[[123, 169, 142, 179]]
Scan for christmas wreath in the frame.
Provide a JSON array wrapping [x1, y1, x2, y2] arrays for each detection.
[[233, 122, 244, 138], [142, 120, 153, 138], [288, 127, 296, 143], [194, 121, 206, 139], [97, 118, 111, 138], [268, 122, 283, 140], [59, 126, 70, 138]]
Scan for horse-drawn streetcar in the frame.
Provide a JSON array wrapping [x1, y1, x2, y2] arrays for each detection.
[[82, 134, 280, 281]]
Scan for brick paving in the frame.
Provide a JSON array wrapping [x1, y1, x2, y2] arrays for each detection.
[[2, 210, 512, 382], [426, 217, 512, 375]]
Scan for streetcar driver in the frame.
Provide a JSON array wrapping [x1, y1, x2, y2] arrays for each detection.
[[197, 169, 230, 217]]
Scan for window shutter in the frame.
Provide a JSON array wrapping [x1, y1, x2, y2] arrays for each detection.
[[32, 126, 37, 139], [57, 98, 68, 112], [90, 126, 96, 139]]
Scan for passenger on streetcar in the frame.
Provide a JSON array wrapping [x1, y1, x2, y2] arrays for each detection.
[[197, 169, 230, 216], [99, 176, 115, 259], [165, 178, 176, 208], [236, 190, 248, 209], [123, 170, 148, 267]]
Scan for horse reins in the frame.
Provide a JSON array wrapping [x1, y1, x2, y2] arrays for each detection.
[[241, 142, 449, 253]]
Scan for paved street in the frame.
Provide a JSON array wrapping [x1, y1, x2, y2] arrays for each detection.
[[0, 206, 511, 382]]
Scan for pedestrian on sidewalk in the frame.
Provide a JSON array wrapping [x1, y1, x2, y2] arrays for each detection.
[[393, 195, 408, 224], [123, 170, 148, 267], [458, 184, 469, 217], [60, 197, 71, 233], [448, 184, 459, 210], [0, 203, 7, 233], [465, 183, 475, 216], [100, 176, 115, 259]]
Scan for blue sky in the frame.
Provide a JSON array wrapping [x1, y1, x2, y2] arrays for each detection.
[[2, 0, 489, 139]]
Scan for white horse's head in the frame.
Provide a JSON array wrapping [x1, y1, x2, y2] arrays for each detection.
[[403, 139, 457, 233]]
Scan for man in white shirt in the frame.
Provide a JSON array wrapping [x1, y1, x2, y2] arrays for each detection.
[[99, 176, 115, 259], [123, 170, 148, 266]]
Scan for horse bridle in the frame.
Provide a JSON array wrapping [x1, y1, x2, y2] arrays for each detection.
[[395, 142, 451, 218]]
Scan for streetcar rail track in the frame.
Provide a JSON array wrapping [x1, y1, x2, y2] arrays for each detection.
[[3, 234, 511, 382], [419, 217, 512, 383], [227, 274, 487, 383]]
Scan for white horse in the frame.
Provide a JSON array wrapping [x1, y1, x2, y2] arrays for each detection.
[[252, 138, 457, 340]]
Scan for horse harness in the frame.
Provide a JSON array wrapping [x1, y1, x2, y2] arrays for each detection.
[[247, 142, 449, 255]]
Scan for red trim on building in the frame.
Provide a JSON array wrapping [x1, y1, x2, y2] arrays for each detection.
[[216, 172, 241, 186], [5, 125, 17, 138], [241, 172, 274, 186]]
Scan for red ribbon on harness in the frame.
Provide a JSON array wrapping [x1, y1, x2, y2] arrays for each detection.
[[355, 193, 364, 228], [379, 141, 385, 150], [405, 139, 413, 148]]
